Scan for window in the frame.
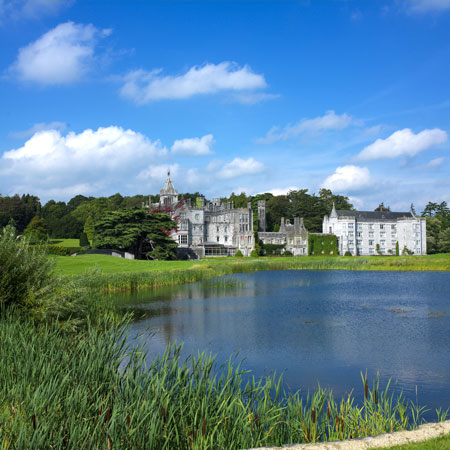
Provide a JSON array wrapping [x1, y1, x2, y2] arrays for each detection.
[[357, 231, 363, 237], [357, 239, 362, 245], [195, 214, 200, 221], [216, 236, 220, 242], [369, 232, 374, 238], [369, 240, 374, 246], [380, 232, 386, 238], [381, 240, 385, 246], [348, 240, 354, 245], [224, 226, 228, 232], [216, 226, 219, 232], [348, 232, 354, 237], [224, 236, 228, 242], [391, 224, 396, 230], [369, 248, 374, 254], [380, 224, 385, 230], [179, 235, 187, 245], [369, 224, 374, 230], [391, 232, 396, 238], [348, 223, 354, 229]]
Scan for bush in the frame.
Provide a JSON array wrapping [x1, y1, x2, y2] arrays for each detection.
[[250, 250, 259, 257], [79, 232, 90, 247], [0, 225, 54, 310], [283, 250, 294, 257], [234, 250, 243, 258], [344, 251, 352, 256], [308, 234, 338, 256], [263, 243, 285, 256]]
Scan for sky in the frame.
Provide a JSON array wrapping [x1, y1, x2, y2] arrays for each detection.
[[0, 0, 449, 211]]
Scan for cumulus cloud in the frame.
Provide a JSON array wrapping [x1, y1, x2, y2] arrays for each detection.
[[263, 186, 299, 196], [120, 62, 268, 103], [426, 157, 445, 168], [1, 126, 168, 199], [258, 110, 357, 144], [322, 165, 372, 193], [171, 134, 214, 156], [9, 21, 111, 84], [405, 0, 450, 13], [218, 157, 265, 179], [356, 128, 447, 161]]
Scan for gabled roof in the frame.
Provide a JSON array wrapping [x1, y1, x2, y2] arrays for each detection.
[[335, 210, 414, 221]]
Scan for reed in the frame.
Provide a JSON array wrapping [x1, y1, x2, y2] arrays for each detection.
[[0, 314, 439, 449]]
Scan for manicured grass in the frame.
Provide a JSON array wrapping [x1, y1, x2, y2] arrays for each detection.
[[372, 433, 450, 449], [49, 238, 80, 247], [53, 253, 450, 277]]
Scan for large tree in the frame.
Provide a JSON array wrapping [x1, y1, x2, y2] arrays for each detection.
[[93, 209, 177, 259]]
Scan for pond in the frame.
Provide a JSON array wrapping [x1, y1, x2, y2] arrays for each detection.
[[113, 270, 450, 420]]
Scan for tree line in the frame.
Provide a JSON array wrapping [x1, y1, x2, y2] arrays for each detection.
[[1, 191, 449, 254]]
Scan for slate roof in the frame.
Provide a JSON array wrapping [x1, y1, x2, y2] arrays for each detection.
[[335, 210, 414, 221]]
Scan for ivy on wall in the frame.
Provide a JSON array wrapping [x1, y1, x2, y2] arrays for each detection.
[[308, 234, 338, 256], [263, 243, 285, 256]]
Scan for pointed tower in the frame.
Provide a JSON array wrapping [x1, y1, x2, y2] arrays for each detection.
[[257, 200, 266, 232], [159, 171, 179, 207], [330, 202, 338, 218]]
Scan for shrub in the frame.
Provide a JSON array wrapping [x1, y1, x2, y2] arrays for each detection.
[[79, 232, 90, 247], [250, 250, 259, 257], [0, 225, 54, 310], [283, 250, 294, 257], [344, 251, 352, 256], [396, 241, 400, 256], [234, 250, 243, 258], [308, 234, 338, 256]]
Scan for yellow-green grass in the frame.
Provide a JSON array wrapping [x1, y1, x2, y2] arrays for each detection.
[[371, 433, 450, 449], [49, 238, 80, 247], [54, 253, 450, 277]]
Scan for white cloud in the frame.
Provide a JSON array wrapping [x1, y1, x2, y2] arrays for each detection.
[[258, 110, 357, 144], [426, 157, 445, 168], [356, 128, 447, 161], [1, 126, 168, 199], [171, 134, 214, 156], [9, 21, 111, 84], [263, 186, 299, 196], [218, 157, 265, 179], [322, 165, 372, 193], [405, 0, 450, 13], [9, 121, 67, 139], [120, 62, 268, 103]]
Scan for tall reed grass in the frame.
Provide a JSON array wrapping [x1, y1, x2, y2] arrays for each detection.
[[1, 315, 440, 449]]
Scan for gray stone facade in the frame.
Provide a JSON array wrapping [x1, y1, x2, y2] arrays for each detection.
[[148, 173, 254, 258], [322, 204, 427, 256]]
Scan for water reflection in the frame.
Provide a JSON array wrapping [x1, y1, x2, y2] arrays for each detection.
[[112, 270, 450, 418]]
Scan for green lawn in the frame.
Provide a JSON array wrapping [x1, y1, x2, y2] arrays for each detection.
[[49, 238, 80, 247], [53, 253, 450, 276], [371, 433, 450, 449]]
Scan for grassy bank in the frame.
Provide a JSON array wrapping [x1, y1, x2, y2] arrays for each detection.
[[1, 314, 440, 450], [375, 433, 450, 450], [53, 253, 450, 292]]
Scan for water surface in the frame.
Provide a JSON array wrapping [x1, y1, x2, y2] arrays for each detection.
[[114, 270, 450, 419]]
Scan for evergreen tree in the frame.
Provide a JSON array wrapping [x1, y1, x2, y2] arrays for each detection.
[[83, 215, 95, 242], [23, 216, 48, 244]]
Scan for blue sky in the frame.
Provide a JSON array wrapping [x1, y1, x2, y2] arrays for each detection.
[[0, 0, 449, 211]]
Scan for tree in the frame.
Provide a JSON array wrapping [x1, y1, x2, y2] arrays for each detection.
[[375, 203, 390, 212], [395, 241, 399, 256], [93, 209, 177, 260], [83, 215, 95, 242], [79, 232, 90, 247], [23, 216, 48, 244], [438, 228, 450, 253]]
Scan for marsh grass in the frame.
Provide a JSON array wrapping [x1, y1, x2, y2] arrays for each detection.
[[0, 315, 439, 449]]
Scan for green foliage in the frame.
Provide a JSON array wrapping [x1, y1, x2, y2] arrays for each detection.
[[264, 243, 285, 256], [396, 241, 400, 256], [0, 225, 54, 310], [253, 231, 264, 256], [1, 316, 433, 448], [83, 215, 95, 241], [376, 243, 382, 255], [308, 234, 338, 256], [23, 215, 48, 244], [438, 228, 450, 253], [375, 202, 390, 211], [93, 208, 177, 260], [79, 232, 90, 247], [234, 250, 243, 257], [402, 245, 414, 255], [250, 250, 259, 257], [283, 250, 293, 257], [344, 251, 352, 256], [0, 194, 41, 232]]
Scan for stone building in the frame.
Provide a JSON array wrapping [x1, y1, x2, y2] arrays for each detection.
[[322, 204, 426, 256], [147, 172, 254, 258], [256, 200, 309, 256]]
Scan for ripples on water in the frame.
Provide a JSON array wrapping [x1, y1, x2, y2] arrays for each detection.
[[112, 270, 450, 420]]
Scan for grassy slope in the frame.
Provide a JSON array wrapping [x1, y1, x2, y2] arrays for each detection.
[[49, 238, 80, 247], [53, 253, 450, 276]]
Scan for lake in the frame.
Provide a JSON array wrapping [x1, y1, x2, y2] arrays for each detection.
[[114, 270, 450, 420]]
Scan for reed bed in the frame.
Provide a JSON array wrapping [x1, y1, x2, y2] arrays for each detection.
[[1, 314, 442, 450], [72, 255, 449, 294]]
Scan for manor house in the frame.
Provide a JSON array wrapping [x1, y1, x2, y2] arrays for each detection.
[[323, 204, 427, 256], [147, 173, 309, 258]]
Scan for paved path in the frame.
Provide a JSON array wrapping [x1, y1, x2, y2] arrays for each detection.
[[246, 420, 450, 450]]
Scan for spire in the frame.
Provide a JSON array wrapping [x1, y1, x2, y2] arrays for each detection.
[[330, 202, 337, 217]]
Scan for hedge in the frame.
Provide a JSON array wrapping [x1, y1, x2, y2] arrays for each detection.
[[308, 234, 338, 256]]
